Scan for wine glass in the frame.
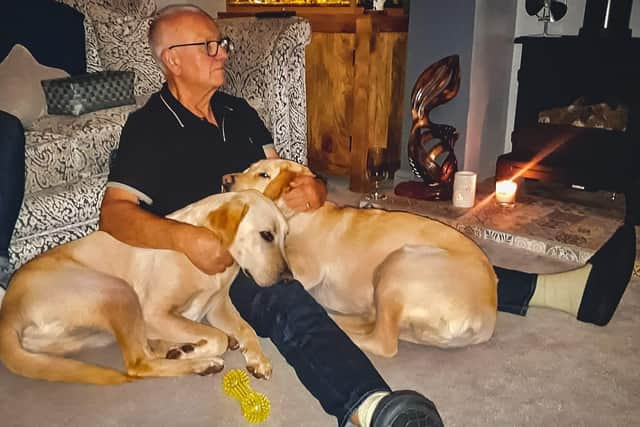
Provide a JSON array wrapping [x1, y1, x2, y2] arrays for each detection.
[[365, 147, 389, 202]]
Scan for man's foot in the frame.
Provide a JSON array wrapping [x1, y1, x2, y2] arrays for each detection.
[[577, 224, 636, 326], [370, 390, 443, 427]]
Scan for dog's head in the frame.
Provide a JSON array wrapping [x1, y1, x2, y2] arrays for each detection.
[[224, 159, 315, 217], [170, 190, 290, 287]]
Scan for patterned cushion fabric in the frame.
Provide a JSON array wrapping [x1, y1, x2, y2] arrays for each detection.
[[83, 2, 163, 96], [10, 173, 106, 269], [27, 99, 146, 193], [218, 17, 311, 164], [82, 15, 103, 72], [10, 222, 100, 271], [59, 0, 158, 73], [62, 0, 156, 16], [13, 173, 107, 242]]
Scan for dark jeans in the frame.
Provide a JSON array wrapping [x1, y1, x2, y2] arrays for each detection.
[[228, 265, 538, 426], [495, 266, 537, 315], [229, 273, 390, 427], [0, 111, 25, 259]]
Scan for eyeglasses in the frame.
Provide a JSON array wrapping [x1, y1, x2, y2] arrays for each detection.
[[167, 36, 234, 57]]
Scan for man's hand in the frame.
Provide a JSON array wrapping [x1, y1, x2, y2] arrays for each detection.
[[283, 175, 327, 212], [181, 225, 234, 275]]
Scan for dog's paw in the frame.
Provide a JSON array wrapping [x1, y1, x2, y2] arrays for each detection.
[[166, 340, 207, 359], [244, 352, 272, 380], [193, 358, 225, 376]]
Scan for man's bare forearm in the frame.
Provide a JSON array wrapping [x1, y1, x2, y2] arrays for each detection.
[[99, 199, 192, 253]]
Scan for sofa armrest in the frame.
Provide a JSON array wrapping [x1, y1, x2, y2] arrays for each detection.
[[218, 17, 311, 164]]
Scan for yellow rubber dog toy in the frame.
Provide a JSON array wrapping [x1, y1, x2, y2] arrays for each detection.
[[222, 369, 271, 424]]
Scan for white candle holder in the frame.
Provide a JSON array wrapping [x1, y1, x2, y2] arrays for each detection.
[[452, 171, 477, 208], [495, 180, 517, 207], [373, 0, 385, 11]]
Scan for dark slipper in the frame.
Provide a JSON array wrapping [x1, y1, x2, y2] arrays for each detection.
[[577, 224, 636, 326], [370, 390, 444, 427]]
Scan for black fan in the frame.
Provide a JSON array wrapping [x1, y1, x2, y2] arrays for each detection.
[[526, 0, 568, 36]]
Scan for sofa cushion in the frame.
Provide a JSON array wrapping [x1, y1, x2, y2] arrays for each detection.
[[84, 2, 164, 96], [24, 131, 79, 194], [62, 0, 156, 17], [13, 173, 107, 242], [80, 11, 104, 73], [26, 99, 146, 193], [10, 222, 100, 270], [218, 17, 311, 163], [0, 45, 69, 128], [60, 1, 158, 73]]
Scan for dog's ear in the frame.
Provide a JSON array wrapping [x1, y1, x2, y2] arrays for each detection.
[[206, 199, 250, 248], [263, 169, 297, 200]]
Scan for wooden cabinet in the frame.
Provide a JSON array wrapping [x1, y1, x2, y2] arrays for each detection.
[[223, 2, 408, 192]]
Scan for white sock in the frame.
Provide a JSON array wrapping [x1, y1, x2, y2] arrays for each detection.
[[529, 264, 593, 315], [355, 391, 389, 427]]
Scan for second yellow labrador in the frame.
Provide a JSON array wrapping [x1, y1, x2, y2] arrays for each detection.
[[0, 190, 289, 384], [227, 159, 498, 357]]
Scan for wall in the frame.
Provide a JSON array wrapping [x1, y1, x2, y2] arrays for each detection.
[[154, 0, 226, 17], [464, 0, 517, 179], [399, 0, 476, 173]]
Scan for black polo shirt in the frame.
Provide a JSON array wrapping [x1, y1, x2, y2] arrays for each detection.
[[107, 84, 270, 216]]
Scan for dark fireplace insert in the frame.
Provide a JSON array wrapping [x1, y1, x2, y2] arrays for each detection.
[[496, 0, 639, 206]]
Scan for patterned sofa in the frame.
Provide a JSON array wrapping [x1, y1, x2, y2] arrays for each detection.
[[8, 0, 310, 271]]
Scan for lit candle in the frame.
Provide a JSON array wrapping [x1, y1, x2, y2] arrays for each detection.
[[495, 180, 517, 207]]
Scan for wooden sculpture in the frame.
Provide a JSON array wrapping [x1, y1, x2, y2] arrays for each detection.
[[394, 55, 461, 200]]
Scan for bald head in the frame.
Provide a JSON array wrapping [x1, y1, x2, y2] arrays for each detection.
[[148, 4, 217, 70]]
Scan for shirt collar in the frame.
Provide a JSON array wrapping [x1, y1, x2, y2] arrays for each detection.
[[159, 83, 228, 128]]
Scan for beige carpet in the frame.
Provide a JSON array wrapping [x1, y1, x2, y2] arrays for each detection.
[[1, 239, 638, 427]]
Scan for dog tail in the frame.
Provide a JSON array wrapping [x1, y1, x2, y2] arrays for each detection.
[[0, 319, 134, 385], [329, 312, 376, 334]]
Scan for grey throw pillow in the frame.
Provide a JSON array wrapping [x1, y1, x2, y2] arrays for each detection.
[[0, 44, 69, 128]]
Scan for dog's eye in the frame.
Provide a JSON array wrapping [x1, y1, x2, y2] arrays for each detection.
[[260, 231, 274, 242], [257, 172, 270, 179]]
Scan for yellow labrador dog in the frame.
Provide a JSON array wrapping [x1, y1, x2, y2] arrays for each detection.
[[0, 190, 288, 384], [227, 159, 498, 357]]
